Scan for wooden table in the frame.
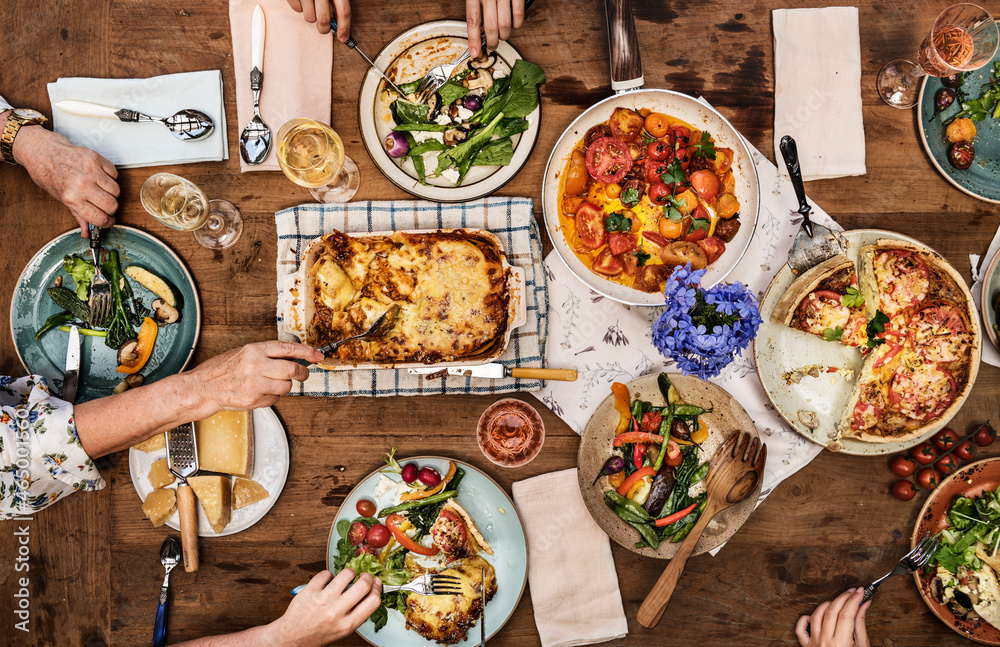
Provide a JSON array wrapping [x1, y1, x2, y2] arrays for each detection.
[[2, 1, 998, 645]]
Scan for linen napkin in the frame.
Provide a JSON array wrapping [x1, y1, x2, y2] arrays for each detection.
[[230, 0, 334, 172], [970, 226, 1000, 366], [274, 198, 549, 397], [773, 7, 866, 181], [46, 71, 228, 168], [512, 469, 628, 647], [534, 135, 830, 551]]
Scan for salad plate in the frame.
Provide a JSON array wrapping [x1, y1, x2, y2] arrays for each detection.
[[913, 457, 1000, 645], [357, 20, 541, 201], [981, 247, 1000, 354], [9, 226, 200, 403], [127, 407, 289, 537], [577, 374, 761, 559], [327, 456, 527, 646]]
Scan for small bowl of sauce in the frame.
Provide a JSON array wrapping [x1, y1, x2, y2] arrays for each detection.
[[477, 398, 545, 468]]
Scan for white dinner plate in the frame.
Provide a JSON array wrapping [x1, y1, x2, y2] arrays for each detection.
[[128, 407, 289, 536], [357, 20, 540, 201]]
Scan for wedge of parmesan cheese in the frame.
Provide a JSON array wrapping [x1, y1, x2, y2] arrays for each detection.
[[232, 478, 269, 510], [142, 489, 176, 527], [133, 433, 166, 453], [147, 458, 175, 490], [188, 475, 232, 534], [195, 411, 254, 478]]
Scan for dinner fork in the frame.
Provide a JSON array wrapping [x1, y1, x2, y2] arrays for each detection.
[[87, 224, 112, 328], [861, 533, 940, 602], [383, 573, 464, 596]]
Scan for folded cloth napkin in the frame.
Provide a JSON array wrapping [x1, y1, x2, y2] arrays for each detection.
[[773, 7, 866, 181], [230, 0, 333, 172], [970, 226, 1000, 366], [534, 131, 829, 553], [47, 71, 228, 168], [512, 469, 628, 647], [275, 198, 548, 397]]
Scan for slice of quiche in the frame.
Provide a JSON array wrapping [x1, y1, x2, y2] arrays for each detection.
[[771, 255, 868, 347]]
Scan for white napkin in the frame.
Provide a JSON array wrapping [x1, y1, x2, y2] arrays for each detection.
[[512, 469, 628, 647], [970, 226, 1000, 366], [533, 134, 830, 554], [46, 70, 228, 168], [773, 7, 866, 181]]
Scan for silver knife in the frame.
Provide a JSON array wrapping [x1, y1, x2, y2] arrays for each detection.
[[62, 325, 81, 403], [408, 364, 577, 381]]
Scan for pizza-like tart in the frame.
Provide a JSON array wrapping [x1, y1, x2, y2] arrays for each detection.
[[772, 239, 979, 444]]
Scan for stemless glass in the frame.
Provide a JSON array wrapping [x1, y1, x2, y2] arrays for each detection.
[[140, 173, 243, 250], [276, 118, 360, 203], [878, 3, 999, 109]]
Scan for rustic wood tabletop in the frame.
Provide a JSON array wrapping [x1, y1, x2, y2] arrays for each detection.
[[2, 1, 998, 645]]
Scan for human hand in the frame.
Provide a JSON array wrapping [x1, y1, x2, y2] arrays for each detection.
[[186, 341, 323, 418], [467, 0, 526, 57], [795, 588, 871, 647], [267, 569, 382, 647], [13, 124, 119, 238], [286, 0, 351, 41]]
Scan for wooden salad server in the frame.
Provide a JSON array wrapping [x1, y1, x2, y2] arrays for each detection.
[[637, 431, 766, 628]]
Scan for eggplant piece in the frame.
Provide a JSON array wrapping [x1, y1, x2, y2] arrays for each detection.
[[643, 464, 676, 517], [671, 419, 692, 442]]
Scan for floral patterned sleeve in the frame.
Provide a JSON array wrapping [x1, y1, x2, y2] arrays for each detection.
[[0, 375, 105, 519]]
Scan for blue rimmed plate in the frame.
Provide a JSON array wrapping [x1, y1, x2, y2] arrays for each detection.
[[9, 226, 200, 402]]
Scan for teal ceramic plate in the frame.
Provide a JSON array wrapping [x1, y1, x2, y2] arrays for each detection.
[[10, 226, 200, 403], [918, 42, 1000, 204], [982, 247, 1000, 353], [327, 456, 527, 646]]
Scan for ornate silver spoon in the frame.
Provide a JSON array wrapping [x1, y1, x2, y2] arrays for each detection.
[[239, 5, 272, 165], [54, 100, 214, 141]]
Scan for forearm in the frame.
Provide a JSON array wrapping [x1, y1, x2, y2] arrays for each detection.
[[171, 623, 280, 647]]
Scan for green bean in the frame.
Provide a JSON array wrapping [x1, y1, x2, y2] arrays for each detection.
[[58, 325, 107, 337], [377, 490, 457, 518], [690, 462, 710, 485], [673, 404, 709, 417], [610, 504, 650, 526], [627, 519, 660, 549], [446, 468, 466, 493], [35, 312, 74, 339], [604, 491, 651, 520], [653, 406, 675, 470]]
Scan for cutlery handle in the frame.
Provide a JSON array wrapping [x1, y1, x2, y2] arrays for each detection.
[[637, 499, 722, 628], [89, 223, 102, 250], [510, 368, 578, 381], [55, 100, 124, 120], [605, 0, 643, 92], [153, 585, 169, 647], [779, 135, 810, 212], [177, 483, 199, 572], [251, 5, 265, 74]]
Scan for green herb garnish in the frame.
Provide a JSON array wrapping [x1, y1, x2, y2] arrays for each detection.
[[604, 212, 633, 233], [620, 188, 641, 207], [842, 287, 865, 309], [823, 326, 844, 341], [633, 250, 651, 266], [661, 160, 687, 185], [865, 310, 890, 348], [692, 131, 717, 159]]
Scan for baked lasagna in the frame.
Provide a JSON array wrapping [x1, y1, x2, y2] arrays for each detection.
[[309, 230, 510, 364]]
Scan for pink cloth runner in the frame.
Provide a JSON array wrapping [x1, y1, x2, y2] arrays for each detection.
[[230, 0, 334, 172]]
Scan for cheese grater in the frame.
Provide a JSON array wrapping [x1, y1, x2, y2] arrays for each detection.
[[166, 423, 199, 572]]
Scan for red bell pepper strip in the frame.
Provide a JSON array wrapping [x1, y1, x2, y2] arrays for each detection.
[[654, 502, 698, 527], [633, 443, 646, 469], [612, 432, 665, 447], [386, 514, 439, 556], [616, 466, 656, 496]]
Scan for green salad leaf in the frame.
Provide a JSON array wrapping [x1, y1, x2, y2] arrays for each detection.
[[394, 99, 430, 125], [62, 255, 95, 301], [473, 60, 546, 123], [437, 80, 468, 107], [472, 138, 513, 167]]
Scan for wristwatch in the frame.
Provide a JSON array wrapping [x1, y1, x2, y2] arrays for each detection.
[[1, 108, 48, 165]]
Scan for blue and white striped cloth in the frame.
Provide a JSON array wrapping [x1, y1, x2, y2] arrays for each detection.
[[275, 198, 548, 397]]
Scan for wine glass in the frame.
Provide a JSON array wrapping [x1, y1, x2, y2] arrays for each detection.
[[276, 118, 360, 203], [878, 3, 999, 109], [140, 173, 243, 250]]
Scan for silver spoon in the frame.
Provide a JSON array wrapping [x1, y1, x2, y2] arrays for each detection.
[[54, 100, 214, 141], [239, 4, 272, 165], [153, 538, 181, 647]]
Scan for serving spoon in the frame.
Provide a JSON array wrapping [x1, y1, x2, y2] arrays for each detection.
[[294, 304, 402, 366], [54, 100, 214, 141], [153, 538, 181, 647], [239, 5, 272, 165]]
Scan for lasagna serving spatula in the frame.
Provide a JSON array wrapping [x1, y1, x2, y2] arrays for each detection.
[[780, 135, 846, 275], [166, 423, 199, 572]]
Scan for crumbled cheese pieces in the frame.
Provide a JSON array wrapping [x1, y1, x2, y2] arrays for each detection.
[[147, 458, 176, 490], [188, 475, 232, 534], [232, 478, 269, 510], [133, 433, 166, 453], [142, 489, 176, 527], [195, 411, 254, 478]]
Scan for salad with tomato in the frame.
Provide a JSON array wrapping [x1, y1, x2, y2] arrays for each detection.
[[594, 374, 713, 548], [559, 107, 742, 292]]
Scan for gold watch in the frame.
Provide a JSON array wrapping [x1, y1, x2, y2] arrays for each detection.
[[1, 108, 48, 165]]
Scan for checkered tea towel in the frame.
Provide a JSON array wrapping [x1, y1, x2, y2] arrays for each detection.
[[275, 198, 548, 397]]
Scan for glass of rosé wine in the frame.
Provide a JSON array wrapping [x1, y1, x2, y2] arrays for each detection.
[[877, 3, 998, 109]]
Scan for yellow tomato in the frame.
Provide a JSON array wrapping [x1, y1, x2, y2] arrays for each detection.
[[658, 215, 685, 239], [644, 112, 669, 138], [717, 193, 740, 219], [605, 183, 622, 200], [673, 189, 698, 215]]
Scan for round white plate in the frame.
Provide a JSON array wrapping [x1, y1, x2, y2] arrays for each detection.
[[754, 229, 981, 456], [358, 20, 540, 201], [128, 407, 289, 537]]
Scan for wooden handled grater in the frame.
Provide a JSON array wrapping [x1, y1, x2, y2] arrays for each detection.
[[166, 423, 199, 572]]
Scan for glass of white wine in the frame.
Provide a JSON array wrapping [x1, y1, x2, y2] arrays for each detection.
[[276, 118, 360, 203], [140, 173, 243, 250]]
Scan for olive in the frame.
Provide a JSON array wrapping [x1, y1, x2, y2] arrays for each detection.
[[948, 140, 975, 170], [935, 88, 956, 110], [942, 73, 962, 89]]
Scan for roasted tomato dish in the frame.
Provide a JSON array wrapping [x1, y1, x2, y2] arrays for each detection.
[[558, 107, 741, 292]]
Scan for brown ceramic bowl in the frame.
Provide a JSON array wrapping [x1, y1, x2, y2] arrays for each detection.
[[576, 373, 762, 559], [913, 457, 1000, 645]]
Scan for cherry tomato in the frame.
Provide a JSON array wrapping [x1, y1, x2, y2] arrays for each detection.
[[932, 428, 960, 452], [605, 182, 622, 200], [910, 442, 939, 466], [974, 423, 997, 447], [585, 137, 633, 184], [646, 160, 672, 185], [574, 202, 607, 250], [668, 125, 691, 147], [647, 140, 673, 162], [658, 215, 685, 239], [608, 232, 638, 255], [949, 140, 975, 169], [711, 147, 734, 175], [609, 108, 645, 142], [689, 169, 721, 201], [354, 543, 378, 557], [347, 521, 368, 546], [936, 454, 959, 476], [593, 248, 625, 276], [674, 146, 692, 171], [365, 523, 390, 548], [585, 124, 613, 148], [564, 149, 589, 195], [889, 455, 916, 477], [954, 439, 978, 461], [647, 182, 672, 206], [355, 499, 377, 518], [892, 479, 916, 501], [682, 227, 709, 243], [644, 112, 669, 138], [915, 467, 940, 490], [695, 236, 726, 265]]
